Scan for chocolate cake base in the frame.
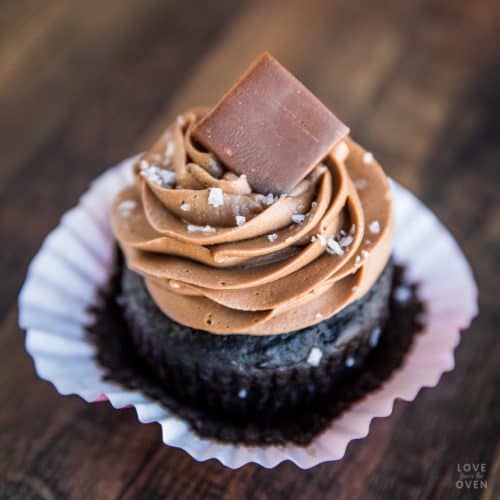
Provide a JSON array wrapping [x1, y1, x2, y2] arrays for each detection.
[[121, 263, 394, 419], [88, 262, 424, 445]]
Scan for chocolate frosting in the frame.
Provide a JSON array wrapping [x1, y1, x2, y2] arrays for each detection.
[[111, 108, 393, 335]]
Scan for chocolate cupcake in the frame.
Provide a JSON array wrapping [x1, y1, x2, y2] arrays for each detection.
[[110, 53, 394, 431]]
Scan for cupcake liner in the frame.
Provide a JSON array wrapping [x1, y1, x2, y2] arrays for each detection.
[[18, 158, 478, 469]]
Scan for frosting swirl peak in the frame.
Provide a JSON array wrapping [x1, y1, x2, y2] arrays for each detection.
[[112, 108, 393, 335]]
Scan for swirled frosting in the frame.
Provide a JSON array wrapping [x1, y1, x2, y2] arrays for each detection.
[[111, 108, 393, 335]]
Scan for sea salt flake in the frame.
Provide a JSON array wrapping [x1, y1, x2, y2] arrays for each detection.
[[235, 215, 246, 226], [311, 201, 318, 209], [176, 115, 186, 126], [117, 200, 136, 217], [345, 356, 356, 367], [393, 285, 412, 303], [354, 178, 368, 190], [208, 187, 224, 208], [291, 214, 306, 224], [363, 152, 374, 164], [361, 250, 370, 259], [315, 312, 323, 320], [264, 193, 275, 205], [370, 327, 382, 347], [307, 347, 323, 367], [326, 238, 344, 256], [180, 203, 191, 211], [338, 235, 353, 248], [158, 169, 176, 185], [369, 220, 381, 234], [118, 200, 136, 211], [187, 224, 216, 233], [140, 163, 176, 187], [267, 233, 278, 242], [350, 224, 356, 235], [164, 141, 174, 159]]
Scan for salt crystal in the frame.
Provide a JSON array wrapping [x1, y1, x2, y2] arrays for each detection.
[[235, 215, 246, 226], [311, 201, 318, 209], [393, 285, 412, 303], [264, 193, 275, 205], [363, 152, 374, 164], [291, 214, 305, 224], [338, 235, 353, 248], [117, 200, 136, 217], [180, 203, 191, 211], [238, 389, 247, 399], [350, 224, 356, 235], [158, 169, 176, 185], [370, 327, 382, 347], [315, 312, 323, 320], [140, 164, 176, 187], [164, 141, 174, 159], [326, 238, 344, 256], [361, 250, 370, 258], [208, 187, 224, 208], [369, 220, 381, 234], [176, 115, 186, 126], [345, 356, 356, 367], [267, 233, 278, 242], [118, 200, 136, 211], [307, 347, 323, 367], [354, 178, 368, 190], [187, 224, 216, 233]]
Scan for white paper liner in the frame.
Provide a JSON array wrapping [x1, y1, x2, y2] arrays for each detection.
[[18, 157, 478, 469]]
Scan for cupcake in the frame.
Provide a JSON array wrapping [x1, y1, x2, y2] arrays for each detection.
[[18, 50, 478, 463], [110, 53, 395, 441]]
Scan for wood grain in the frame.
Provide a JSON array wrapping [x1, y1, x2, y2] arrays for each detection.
[[1, 0, 499, 498]]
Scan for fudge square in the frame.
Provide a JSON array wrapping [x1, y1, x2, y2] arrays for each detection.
[[192, 52, 349, 194]]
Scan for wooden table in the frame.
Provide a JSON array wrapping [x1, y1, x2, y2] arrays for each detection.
[[1, 1, 498, 498]]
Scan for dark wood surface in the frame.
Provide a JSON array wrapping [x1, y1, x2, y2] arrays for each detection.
[[1, 1, 499, 498]]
